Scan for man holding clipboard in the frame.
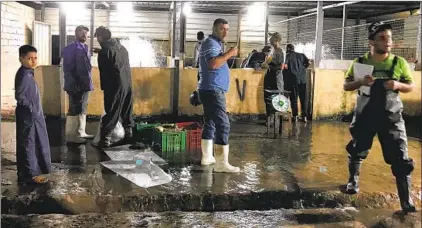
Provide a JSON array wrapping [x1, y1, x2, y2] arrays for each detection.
[[343, 21, 416, 213]]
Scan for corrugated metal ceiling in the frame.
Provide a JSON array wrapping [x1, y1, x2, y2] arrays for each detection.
[[20, 1, 421, 19]]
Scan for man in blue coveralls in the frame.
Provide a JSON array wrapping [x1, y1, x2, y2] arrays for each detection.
[[62, 25, 94, 143]]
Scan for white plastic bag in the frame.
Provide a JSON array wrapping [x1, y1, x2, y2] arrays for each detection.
[[92, 115, 125, 147]]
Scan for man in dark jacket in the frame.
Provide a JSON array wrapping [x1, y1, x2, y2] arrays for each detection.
[[246, 46, 271, 69], [284, 44, 310, 123], [94, 26, 134, 147]]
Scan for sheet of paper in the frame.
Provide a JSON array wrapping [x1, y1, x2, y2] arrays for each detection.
[[353, 63, 374, 95]]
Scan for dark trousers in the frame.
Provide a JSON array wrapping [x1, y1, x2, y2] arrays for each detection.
[[67, 91, 90, 115], [199, 89, 230, 145], [101, 87, 134, 135], [347, 113, 414, 177], [289, 83, 307, 117]]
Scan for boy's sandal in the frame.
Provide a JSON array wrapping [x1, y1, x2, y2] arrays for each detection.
[[31, 176, 49, 184]]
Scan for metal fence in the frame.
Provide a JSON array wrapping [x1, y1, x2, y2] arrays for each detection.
[[269, 11, 420, 62], [323, 15, 421, 61], [269, 13, 318, 59]]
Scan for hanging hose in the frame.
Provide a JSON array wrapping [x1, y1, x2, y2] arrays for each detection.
[[229, 31, 241, 69]]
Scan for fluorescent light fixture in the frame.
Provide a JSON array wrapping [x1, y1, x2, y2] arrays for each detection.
[[118, 2, 133, 14], [247, 2, 266, 26], [183, 3, 192, 16], [61, 2, 86, 17], [117, 2, 133, 23]]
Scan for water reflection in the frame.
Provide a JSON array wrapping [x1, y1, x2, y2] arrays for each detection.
[[2, 119, 419, 201]]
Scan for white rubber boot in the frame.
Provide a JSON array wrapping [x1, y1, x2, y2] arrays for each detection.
[[77, 114, 94, 139], [214, 144, 240, 173], [201, 139, 215, 165], [66, 115, 87, 144]]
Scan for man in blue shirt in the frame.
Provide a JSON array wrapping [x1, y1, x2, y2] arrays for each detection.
[[198, 18, 240, 173], [62, 25, 94, 143]]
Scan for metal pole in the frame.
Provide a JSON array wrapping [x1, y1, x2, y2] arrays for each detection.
[[41, 4, 45, 22], [340, 4, 347, 60], [264, 2, 269, 45], [59, 6, 67, 118], [59, 7, 66, 56], [171, 1, 177, 58], [416, 2, 422, 64], [237, 11, 242, 56], [179, 2, 186, 58], [314, 1, 324, 67], [287, 12, 291, 43], [90, 2, 95, 56]]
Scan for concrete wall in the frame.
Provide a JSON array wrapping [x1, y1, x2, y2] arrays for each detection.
[[178, 69, 266, 115], [15, 66, 420, 119], [1, 2, 35, 115], [86, 68, 173, 116]]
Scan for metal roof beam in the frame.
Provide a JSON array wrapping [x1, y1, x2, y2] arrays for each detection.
[[361, 5, 421, 19], [303, 1, 360, 14]]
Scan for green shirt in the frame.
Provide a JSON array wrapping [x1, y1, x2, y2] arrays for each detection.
[[345, 52, 413, 83]]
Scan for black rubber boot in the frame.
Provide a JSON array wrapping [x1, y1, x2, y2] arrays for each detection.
[[124, 127, 133, 139], [100, 131, 112, 148], [346, 160, 362, 194], [396, 175, 416, 214]]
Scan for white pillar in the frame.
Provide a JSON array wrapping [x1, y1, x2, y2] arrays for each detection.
[[314, 1, 324, 68]]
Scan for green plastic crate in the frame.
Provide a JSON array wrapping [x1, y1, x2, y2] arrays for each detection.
[[152, 128, 186, 152], [134, 122, 161, 143]]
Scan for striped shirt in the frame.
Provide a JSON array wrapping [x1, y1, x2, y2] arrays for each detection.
[[198, 35, 230, 92]]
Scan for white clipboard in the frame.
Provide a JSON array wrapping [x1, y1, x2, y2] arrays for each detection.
[[353, 63, 374, 95]]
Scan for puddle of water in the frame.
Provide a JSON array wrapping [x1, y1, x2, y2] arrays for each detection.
[[1, 120, 421, 212]]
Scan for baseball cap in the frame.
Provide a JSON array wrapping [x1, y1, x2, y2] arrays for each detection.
[[368, 21, 392, 40]]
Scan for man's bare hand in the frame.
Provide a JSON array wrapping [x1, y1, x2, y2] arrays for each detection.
[[92, 48, 101, 53], [227, 47, 238, 57], [383, 80, 400, 90], [360, 75, 375, 86]]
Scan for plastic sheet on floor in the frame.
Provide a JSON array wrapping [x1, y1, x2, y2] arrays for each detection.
[[103, 145, 167, 165], [100, 160, 172, 188]]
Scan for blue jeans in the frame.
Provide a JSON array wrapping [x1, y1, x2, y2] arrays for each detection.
[[199, 89, 230, 145]]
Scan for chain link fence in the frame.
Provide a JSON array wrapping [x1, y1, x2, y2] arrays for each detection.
[[323, 14, 421, 61], [268, 10, 420, 63], [269, 13, 318, 59]]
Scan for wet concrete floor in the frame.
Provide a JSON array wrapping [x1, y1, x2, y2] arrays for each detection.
[[2, 208, 421, 228], [1, 119, 421, 214]]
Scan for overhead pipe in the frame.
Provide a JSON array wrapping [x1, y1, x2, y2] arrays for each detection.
[[303, 1, 360, 14]]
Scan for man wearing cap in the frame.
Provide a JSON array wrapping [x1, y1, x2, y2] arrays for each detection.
[[343, 21, 416, 213], [62, 25, 94, 143], [198, 18, 240, 173]]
